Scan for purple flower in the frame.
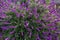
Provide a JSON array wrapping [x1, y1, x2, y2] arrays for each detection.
[[3, 21, 10, 24], [1, 26, 9, 30], [0, 13, 7, 18], [24, 21, 29, 28], [5, 37, 10, 40], [10, 30, 15, 34], [47, 23, 55, 27], [44, 35, 52, 40], [20, 13, 24, 18], [33, 7, 37, 14], [40, 0, 46, 4], [50, 27, 57, 31], [36, 20, 41, 23], [0, 0, 11, 12], [36, 27, 40, 31], [11, 9, 20, 18], [34, 14, 39, 19], [15, 12, 20, 18], [35, 34, 41, 40], [9, 26, 16, 28]]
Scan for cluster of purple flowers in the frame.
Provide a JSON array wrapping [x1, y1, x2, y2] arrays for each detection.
[[0, 0, 60, 40]]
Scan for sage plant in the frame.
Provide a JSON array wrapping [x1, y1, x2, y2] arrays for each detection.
[[0, 0, 60, 40]]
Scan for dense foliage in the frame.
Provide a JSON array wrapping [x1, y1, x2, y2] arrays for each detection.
[[0, 0, 60, 40]]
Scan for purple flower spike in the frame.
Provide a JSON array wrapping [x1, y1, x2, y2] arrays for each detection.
[[1, 26, 9, 30], [36, 28, 40, 31], [15, 12, 20, 18], [36, 20, 41, 23], [3, 21, 10, 24], [10, 31, 15, 34], [47, 23, 55, 27]]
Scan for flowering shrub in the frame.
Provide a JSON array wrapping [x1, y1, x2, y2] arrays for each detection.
[[0, 0, 60, 40]]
